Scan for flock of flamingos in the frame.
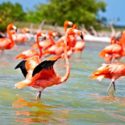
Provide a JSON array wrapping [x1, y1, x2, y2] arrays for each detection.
[[0, 20, 125, 100]]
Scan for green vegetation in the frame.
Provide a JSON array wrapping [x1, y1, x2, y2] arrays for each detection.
[[0, 0, 106, 31], [0, 2, 26, 31]]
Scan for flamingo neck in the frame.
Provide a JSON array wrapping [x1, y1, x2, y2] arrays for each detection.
[[36, 36, 42, 58], [48, 35, 55, 45], [119, 33, 125, 54], [7, 29, 15, 48], [60, 34, 70, 83]]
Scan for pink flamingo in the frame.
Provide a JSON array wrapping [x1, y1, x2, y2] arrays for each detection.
[[43, 28, 84, 57], [99, 31, 125, 63], [15, 28, 73, 100], [32, 31, 56, 51], [91, 62, 125, 96], [0, 23, 16, 53], [16, 32, 44, 60]]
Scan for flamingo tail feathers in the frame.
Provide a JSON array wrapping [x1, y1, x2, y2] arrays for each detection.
[[15, 79, 31, 89]]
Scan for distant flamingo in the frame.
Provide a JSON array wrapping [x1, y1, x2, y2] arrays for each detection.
[[43, 28, 84, 57], [73, 31, 85, 55], [32, 31, 56, 52], [15, 28, 71, 100], [64, 20, 73, 32], [99, 31, 125, 63], [91, 62, 125, 96], [0, 23, 16, 53], [64, 21, 85, 52], [13, 30, 29, 44], [16, 32, 43, 60]]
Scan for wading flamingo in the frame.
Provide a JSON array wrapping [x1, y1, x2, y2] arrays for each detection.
[[99, 31, 125, 63], [15, 28, 72, 100], [43, 28, 84, 57], [64, 21, 85, 54], [73, 31, 85, 56], [91, 62, 125, 96], [0, 23, 16, 53], [16, 32, 44, 60], [32, 31, 56, 51]]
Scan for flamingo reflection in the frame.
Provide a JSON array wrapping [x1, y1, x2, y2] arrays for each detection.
[[12, 96, 69, 125]]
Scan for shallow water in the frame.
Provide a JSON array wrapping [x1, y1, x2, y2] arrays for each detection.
[[1, 42, 125, 125]]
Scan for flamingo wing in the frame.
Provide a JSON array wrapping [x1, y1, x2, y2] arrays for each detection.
[[32, 60, 57, 77], [108, 63, 125, 74], [15, 60, 27, 77]]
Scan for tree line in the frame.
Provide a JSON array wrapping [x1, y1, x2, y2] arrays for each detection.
[[0, 0, 106, 31]]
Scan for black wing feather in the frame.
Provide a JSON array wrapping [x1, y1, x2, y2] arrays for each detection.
[[32, 60, 57, 77], [15, 60, 27, 78]]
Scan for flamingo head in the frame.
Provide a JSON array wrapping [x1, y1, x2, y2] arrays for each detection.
[[7, 23, 17, 32], [64, 20, 73, 31], [74, 29, 84, 41], [36, 32, 46, 40], [48, 31, 57, 37]]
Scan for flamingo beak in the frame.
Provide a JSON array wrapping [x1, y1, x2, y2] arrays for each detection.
[[41, 34, 46, 41], [13, 25, 17, 32], [80, 32, 84, 40]]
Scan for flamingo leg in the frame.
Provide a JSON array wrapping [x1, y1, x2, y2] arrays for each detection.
[[112, 81, 116, 91], [107, 80, 116, 96], [36, 89, 43, 100]]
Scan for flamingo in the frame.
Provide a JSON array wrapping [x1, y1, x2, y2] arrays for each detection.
[[99, 31, 125, 63], [64, 21, 85, 54], [64, 20, 73, 32], [73, 31, 85, 56], [43, 28, 84, 57], [15, 28, 72, 100], [32, 31, 56, 53], [12, 29, 29, 44], [16, 32, 44, 60], [91, 62, 125, 96], [0, 23, 16, 53]]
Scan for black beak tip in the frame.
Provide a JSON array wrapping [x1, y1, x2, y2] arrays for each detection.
[[80, 33, 84, 40]]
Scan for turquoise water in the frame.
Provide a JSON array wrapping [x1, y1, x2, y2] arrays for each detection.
[[1, 42, 125, 125]]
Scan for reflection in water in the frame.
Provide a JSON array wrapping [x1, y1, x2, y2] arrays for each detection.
[[12, 96, 69, 125], [90, 94, 125, 123], [91, 93, 125, 104]]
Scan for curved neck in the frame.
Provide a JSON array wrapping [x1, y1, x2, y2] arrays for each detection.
[[60, 33, 70, 82], [7, 29, 15, 48], [36, 35, 42, 58], [48, 34, 55, 44]]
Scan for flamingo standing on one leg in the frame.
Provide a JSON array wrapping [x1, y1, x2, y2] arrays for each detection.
[[91, 62, 125, 96], [0, 23, 16, 53], [15, 28, 73, 100]]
